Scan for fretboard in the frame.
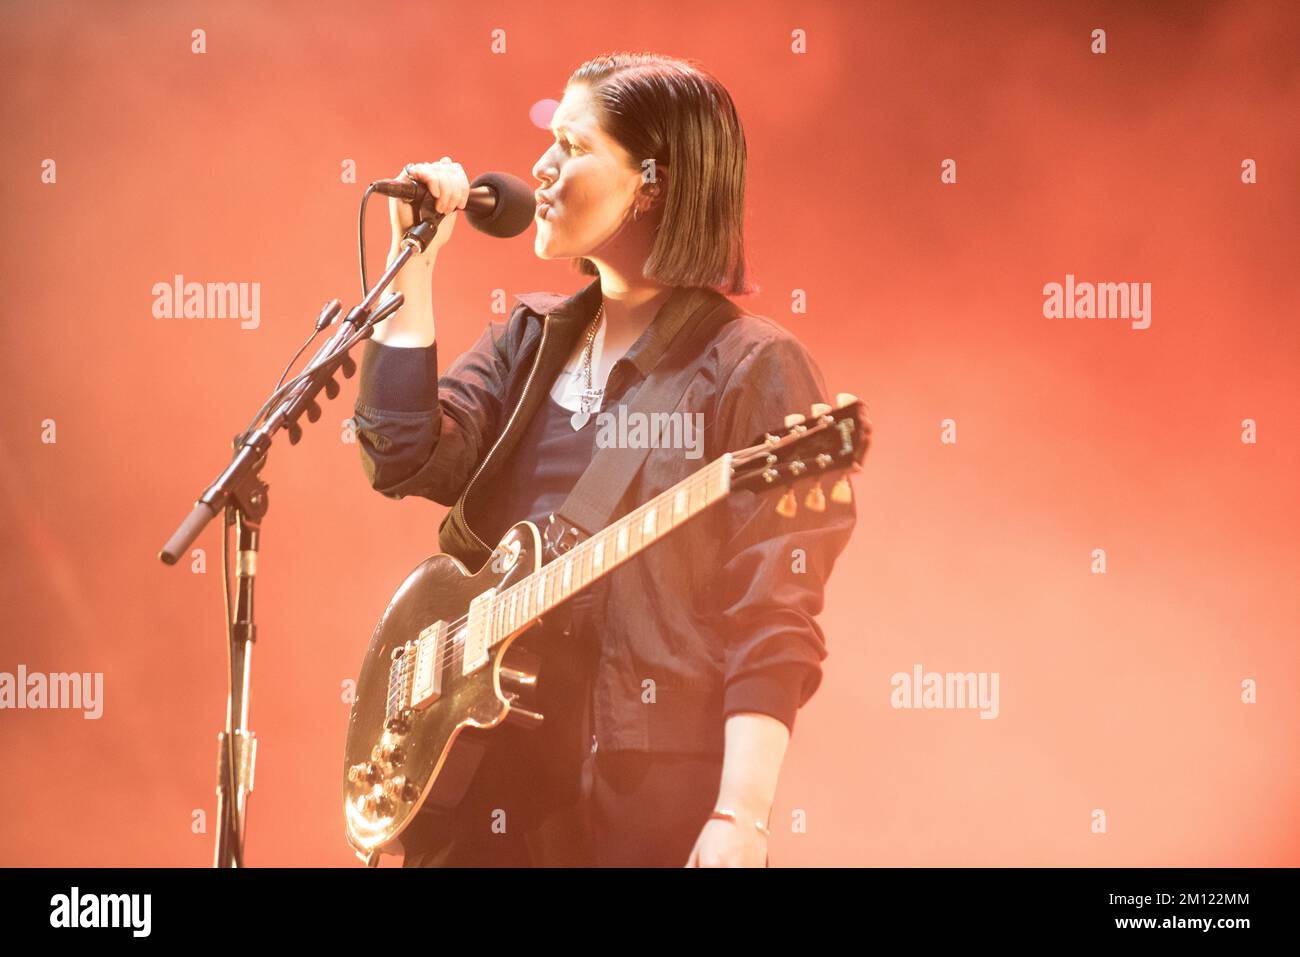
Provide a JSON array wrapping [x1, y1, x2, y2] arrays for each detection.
[[480, 453, 733, 650]]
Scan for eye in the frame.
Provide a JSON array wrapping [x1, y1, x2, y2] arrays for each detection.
[[556, 136, 581, 155]]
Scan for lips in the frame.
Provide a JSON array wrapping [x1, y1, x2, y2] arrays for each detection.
[[535, 191, 555, 218]]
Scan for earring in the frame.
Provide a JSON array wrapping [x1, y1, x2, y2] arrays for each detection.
[[632, 185, 657, 222]]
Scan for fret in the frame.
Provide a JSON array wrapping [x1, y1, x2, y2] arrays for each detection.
[[615, 525, 628, 558], [628, 515, 642, 553], [594, 534, 606, 572], [570, 544, 584, 593], [674, 487, 687, 520], [642, 506, 656, 539], [690, 473, 706, 511]]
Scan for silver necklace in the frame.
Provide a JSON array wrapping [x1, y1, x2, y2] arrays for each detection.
[[569, 298, 606, 430]]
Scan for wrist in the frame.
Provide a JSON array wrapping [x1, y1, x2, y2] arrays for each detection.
[[708, 807, 772, 839], [713, 791, 773, 825], [388, 242, 437, 269]]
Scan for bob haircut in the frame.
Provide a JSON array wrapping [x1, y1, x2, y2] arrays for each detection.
[[566, 52, 757, 296]]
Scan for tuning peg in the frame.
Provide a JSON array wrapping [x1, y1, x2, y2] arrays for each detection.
[[783, 413, 806, 428], [836, 392, 858, 406], [830, 475, 852, 504], [775, 488, 798, 518], [804, 480, 826, 512], [810, 402, 831, 417]]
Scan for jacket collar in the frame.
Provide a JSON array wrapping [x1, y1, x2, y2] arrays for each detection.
[[514, 278, 729, 380]]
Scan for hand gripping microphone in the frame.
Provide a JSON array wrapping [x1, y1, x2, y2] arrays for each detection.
[[371, 170, 537, 238]]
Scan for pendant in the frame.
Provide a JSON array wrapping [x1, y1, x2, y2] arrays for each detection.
[[569, 388, 604, 431]]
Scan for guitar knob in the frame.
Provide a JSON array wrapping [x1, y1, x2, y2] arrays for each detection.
[[804, 481, 826, 512], [348, 762, 382, 786], [783, 412, 806, 429], [775, 488, 798, 518], [810, 402, 831, 418], [831, 475, 853, 504], [362, 793, 394, 818], [383, 775, 420, 804], [835, 392, 858, 406]]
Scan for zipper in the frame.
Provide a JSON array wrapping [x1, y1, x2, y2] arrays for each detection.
[[455, 312, 553, 555]]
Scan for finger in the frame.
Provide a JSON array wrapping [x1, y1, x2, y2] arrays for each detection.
[[435, 158, 468, 209], [434, 172, 451, 214], [417, 163, 450, 214]]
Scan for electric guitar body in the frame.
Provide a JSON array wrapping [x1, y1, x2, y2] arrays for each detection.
[[343, 519, 551, 864]]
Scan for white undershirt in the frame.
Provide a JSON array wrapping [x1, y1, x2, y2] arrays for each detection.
[[548, 319, 607, 413]]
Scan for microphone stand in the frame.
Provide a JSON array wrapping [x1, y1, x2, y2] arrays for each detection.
[[158, 217, 443, 868]]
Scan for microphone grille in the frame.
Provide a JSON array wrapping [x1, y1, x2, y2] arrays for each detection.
[[467, 171, 537, 238]]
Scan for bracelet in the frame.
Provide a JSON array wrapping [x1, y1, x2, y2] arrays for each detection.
[[709, 808, 771, 839]]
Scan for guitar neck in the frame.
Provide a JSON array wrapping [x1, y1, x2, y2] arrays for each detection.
[[482, 453, 733, 649]]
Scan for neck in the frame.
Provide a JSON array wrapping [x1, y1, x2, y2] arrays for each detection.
[[591, 263, 674, 338]]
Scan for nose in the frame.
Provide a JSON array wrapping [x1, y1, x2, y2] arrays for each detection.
[[532, 145, 559, 187]]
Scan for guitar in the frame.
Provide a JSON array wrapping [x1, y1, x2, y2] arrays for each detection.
[[342, 393, 871, 864]]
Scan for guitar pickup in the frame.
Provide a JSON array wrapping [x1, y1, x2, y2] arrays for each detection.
[[462, 587, 498, 676], [409, 620, 448, 710]]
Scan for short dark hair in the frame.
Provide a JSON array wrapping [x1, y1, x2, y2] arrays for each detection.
[[566, 52, 757, 296]]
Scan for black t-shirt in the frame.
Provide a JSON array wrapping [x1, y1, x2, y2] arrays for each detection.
[[495, 392, 599, 535]]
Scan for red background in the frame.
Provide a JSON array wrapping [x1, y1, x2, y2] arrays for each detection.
[[1, 0, 1296, 866]]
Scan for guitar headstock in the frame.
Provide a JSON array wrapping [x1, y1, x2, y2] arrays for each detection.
[[728, 392, 871, 517]]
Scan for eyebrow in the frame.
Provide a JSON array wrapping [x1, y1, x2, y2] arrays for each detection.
[[550, 123, 586, 143]]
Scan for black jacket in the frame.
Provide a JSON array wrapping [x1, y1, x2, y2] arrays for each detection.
[[352, 277, 858, 755]]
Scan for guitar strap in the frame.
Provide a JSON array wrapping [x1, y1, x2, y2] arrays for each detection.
[[544, 293, 740, 559]]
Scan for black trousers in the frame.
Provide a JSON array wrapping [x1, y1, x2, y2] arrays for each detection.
[[399, 658, 744, 867]]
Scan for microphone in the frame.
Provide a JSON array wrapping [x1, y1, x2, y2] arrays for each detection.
[[371, 170, 537, 238]]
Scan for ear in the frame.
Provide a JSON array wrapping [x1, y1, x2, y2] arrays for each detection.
[[643, 163, 668, 208]]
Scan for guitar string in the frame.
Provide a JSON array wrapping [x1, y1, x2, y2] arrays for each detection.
[[405, 462, 723, 681], [410, 430, 828, 679], [383, 417, 848, 709], [419, 463, 718, 674]]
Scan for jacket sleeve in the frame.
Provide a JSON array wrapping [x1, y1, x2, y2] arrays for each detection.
[[352, 304, 522, 506], [708, 331, 859, 736]]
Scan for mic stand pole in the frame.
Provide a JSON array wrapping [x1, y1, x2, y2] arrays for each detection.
[[158, 218, 443, 867]]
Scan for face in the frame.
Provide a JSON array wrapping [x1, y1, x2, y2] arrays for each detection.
[[531, 84, 659, 264]]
